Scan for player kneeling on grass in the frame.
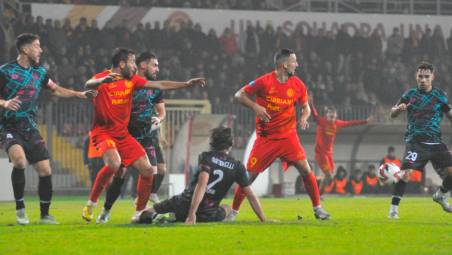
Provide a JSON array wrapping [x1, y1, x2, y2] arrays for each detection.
[[135, 126, 266, 224]]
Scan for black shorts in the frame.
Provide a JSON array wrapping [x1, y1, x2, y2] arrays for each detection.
[[151, 136, 165, 164], [139, 137, 157, 166], [153, 194, 226, 222], [401, 142, 452, 171], [2, 128, 50, 164]]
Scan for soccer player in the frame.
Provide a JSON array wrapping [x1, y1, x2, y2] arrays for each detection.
[[310, 101, 372, 195], [388, 62, 452, 219], [227, 48, 330, 221], [0, 33, 95, 225], [81, 48, 206, 223], [135, 127, 266, 224], [95, 52, 166, 223]]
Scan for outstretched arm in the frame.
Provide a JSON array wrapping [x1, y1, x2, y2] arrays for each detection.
[[242, 186, 266, 222], [144, 78, 206, 91], [335, 118, 370, 129], [185, 171, 209, 225], [51, 80, 97, 99]]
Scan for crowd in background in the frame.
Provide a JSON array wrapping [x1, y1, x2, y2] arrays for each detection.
[[2, 12, 452, 109], [19, 0, 293, 10]]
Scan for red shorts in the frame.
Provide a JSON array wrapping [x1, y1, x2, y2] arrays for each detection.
[[315, 153, 334, 174], [90, 131, 146, 167], [247, 134, 306, 173]]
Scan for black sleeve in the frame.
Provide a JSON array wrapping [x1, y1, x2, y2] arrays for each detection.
[[0, 71, 6, 93], [42, 73, 51, 89], [442, 103, 452, 113], [198, 152, 212, 174], [155, 90, 164, 104], [235, 162, 250, 188]]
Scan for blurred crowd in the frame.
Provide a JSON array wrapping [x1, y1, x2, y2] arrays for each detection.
[[2, 13, 452, 108], [20, 0, 290, 10]]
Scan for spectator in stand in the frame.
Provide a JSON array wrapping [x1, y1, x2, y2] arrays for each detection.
[[363, 164, 379, 194], [348, 169, 364, 196], [387, 27, 404, 59]]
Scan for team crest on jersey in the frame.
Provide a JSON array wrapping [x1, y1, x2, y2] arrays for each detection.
[[249, 156, 258, 167], [11, 74, 19, 80], [125, 81, 133, 89], [6, 133, 13, 139], [287, 88, 294, 97]]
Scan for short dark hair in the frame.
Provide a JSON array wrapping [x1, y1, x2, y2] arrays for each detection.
[[388, 146, 395, 152], [210, 126, 233, 151], [417, 61, 434, 73], [111, 47, 135, 68], [16, 33, 39, 52], [273, 48, 294, 66], [136, 52, 157, 65]]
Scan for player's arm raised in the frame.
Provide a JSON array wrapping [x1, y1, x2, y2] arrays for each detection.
[[242, 186, 266, 222], [49, 79, 97, 99], [144, 78, 206, 91], [234, 87, 270, 122], [185, 171, 209, 225]]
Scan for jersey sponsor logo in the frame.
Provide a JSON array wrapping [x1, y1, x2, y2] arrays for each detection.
[[111, 98, 130, 105], [211, 157, 235, 169], [108, 88, 132, 97], [265, 96, 294, 105], [286, 88, 294, 97], [266, 103, 281, 112]]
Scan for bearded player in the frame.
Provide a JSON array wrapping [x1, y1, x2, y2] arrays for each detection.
[[227, 48, 330, 221], [0, 33, 95, 225], [95, 52, 166, 223], [81, 48, 206, 223], [310, 100, 372, 195]]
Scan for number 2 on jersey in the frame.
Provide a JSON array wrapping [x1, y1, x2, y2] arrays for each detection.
[[206, 169, 224, 195]]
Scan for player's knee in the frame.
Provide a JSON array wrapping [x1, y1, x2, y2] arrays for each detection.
[[13, 158, 27, 169], [157, 165, 166, 175], [141, 167, 154, 177], [106, 160, 121, 172]]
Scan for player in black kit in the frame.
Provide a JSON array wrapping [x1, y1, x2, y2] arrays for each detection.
[[135, 126, 266, 224]]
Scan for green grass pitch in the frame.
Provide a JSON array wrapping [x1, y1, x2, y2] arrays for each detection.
[[0, 196, 450, 255]]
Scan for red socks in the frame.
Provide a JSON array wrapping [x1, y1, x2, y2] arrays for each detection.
[[89, 166, 115, 203], [302, 172, 321, 207], [232, 186, 247, 211], [136, 174, 154, 211]]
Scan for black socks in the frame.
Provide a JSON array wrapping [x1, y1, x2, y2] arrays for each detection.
[[11, 167, 25, 210]]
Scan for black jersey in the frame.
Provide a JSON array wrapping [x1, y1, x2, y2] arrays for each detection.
[[182, 151, 250, 208]]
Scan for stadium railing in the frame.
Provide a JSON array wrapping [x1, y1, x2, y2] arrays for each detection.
[[0, 100, 403, 193]]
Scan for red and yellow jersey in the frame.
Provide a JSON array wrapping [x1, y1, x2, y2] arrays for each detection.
[[244, 71, 308, 139], [311, 104, 367, 154], [91, 70, 147, 136]]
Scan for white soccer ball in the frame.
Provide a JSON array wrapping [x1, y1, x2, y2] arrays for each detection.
[[378, 163, 402, 184]]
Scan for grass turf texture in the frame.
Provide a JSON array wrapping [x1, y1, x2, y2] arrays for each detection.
[[0, 196, 450, 255]]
